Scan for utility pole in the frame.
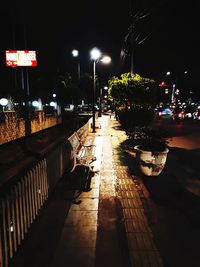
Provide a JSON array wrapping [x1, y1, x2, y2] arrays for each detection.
[[120, 7, 152, 74]]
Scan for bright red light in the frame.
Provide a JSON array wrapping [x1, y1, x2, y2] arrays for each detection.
[[159, 81, 166, 86]]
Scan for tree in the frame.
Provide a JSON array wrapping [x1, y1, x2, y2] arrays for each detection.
[[108, 72, 157, 108]]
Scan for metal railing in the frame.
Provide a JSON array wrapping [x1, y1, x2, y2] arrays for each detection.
[[0, 159, 48, 267], [0, 116, 93, 267]]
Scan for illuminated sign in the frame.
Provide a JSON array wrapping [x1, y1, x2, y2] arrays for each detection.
[[5, 50, 37, 67]]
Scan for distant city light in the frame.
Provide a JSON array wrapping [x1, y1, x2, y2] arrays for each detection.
[[32, 100, 39, 107], [50, 101, 56, 107], [159, 81, 166, 86], [53, 93, 56, 97], [166, 71, 171, 76]]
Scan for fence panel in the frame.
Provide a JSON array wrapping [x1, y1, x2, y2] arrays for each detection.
[[0, 159, 48, 267]]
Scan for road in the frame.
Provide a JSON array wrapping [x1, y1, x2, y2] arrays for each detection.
[[157, 119, 200, 149], [155, 119, 200, 194]]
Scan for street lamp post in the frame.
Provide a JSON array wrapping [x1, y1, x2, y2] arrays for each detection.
[[72, 49, 80, 79], [93, 60, 96, 131], [90, 48, 102, 132], [90, 48, 111, 132]]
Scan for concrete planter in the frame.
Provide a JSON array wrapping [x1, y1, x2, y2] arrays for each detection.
[[134, 145, 169, 176]]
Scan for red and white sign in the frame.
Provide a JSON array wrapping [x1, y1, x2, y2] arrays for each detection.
[[5, 50, 37, 67]]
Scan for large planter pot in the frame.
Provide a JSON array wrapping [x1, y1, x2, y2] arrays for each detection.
[[134, 145, 169, 176]]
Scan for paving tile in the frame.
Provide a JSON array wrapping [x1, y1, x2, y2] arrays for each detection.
[[118, 190, 140, 199], [56, 226, 97, 248], [70, 198, 99, 211], [79, 188, 99, 199], [66, 210, 98, 227], [127, 232, 156, 250], [124, 219, 151, 233], [120, 198, 143, 209], [122, 208, 148, 223], [117, 183, 138, 191], [117, 179, 134, 185]]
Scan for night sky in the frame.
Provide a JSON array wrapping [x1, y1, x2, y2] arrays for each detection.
[[0, 0, 200, 96]]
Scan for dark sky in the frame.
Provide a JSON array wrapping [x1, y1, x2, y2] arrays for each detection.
[[0, 0, 200, 92]]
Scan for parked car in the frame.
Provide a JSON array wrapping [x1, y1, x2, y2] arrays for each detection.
[[156, 107, 172, 119]]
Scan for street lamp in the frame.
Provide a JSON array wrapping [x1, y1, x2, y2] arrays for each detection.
[[90, 47, 111, 132], [72, 49, 80, 79], [0, 98, 8, 111]]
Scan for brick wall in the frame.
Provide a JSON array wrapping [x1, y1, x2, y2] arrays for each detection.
[[0, 111, 61, 145]]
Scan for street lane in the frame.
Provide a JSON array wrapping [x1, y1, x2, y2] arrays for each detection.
[[156, 119, 200, 149]]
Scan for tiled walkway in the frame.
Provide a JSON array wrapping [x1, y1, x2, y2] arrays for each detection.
[[51, 115, 164, 267]]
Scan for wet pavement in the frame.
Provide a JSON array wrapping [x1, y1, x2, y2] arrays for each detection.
[[10, 115, 200, 267]]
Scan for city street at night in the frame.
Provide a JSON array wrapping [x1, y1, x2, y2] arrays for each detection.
[[1, 1, 200, 267]]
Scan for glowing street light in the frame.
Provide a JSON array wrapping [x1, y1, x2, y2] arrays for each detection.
[[72, 49, 79, 57], [100, 56, 111, 64], [90, 48, 102, 61], [0, 98, 8, 111], [90, 47, 111, 132]]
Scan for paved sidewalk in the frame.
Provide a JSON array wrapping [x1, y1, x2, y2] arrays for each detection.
[[11, 115, 188, 267], [50, 115, 164, 267]]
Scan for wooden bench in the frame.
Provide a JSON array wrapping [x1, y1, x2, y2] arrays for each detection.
[[67, 131, 96, 172]]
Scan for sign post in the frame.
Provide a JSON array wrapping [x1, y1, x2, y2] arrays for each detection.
[[5, 50, 38, 136]]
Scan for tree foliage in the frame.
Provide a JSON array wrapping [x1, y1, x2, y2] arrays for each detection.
[[108, 72, 157, 107]]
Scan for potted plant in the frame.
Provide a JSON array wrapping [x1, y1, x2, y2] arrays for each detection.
[[118, 108, 169, 176], [133, 126, 169, 176]]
